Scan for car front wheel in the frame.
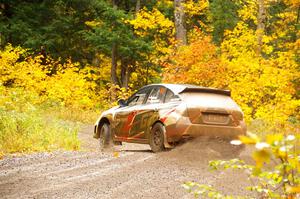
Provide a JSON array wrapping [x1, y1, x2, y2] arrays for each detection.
[[99, 123, 112, 149], [149, 123, 165, 153]]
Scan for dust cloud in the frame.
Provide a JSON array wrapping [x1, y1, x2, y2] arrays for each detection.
[[159, 136, 250, 167]]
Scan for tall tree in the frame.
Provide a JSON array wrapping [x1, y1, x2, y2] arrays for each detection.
[[136, 0, 141, 13], [209, 0, 239, 45], [257, 0, 266, 55], [84, 0, 151, 90], [111, 0, 119, 86], [0, 0, 102, 63], [174, 0, 187, 45]]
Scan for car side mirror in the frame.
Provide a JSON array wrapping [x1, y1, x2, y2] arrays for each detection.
[[118, 99, 127, 107]]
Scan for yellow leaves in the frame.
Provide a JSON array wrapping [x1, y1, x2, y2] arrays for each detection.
[[237, 0, 257, 23], [237, 133, 300, 174], [222, 22, 258, 59], [229, 132, 300, 197], [252, 149, 271, 168], [163, 32, 226, 88], [220, 18, 299, 125], [183, 0, 208, 16], [266, 133, 283, 145], [287, 0, 300, 7], [237, 134, 273, 168], [85, 20, 103, 28], [113, 151, 119, 158], [164, 16, 298, 127], [0, 45, 48, 95], [182, 0, 209, 31], [46, 65, 94, 108], [127, 8, 174, 56], [239, 134, 259, 145], [156, 0, 173, 8], [128, 8, 174, 36], [0, 45, 102, 110], [286, 186, 300, 194]]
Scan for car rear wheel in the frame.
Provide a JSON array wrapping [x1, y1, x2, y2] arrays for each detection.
[[149, 123, 165, 153], [99, 123, 112, 149]]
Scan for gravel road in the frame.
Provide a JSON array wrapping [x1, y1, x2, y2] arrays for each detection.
[[0, 125, 255, 199]]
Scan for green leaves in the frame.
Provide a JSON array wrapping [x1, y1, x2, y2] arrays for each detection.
[[209, 0, 240, 44], [209, 159, 249, 170], [182, 182, 235, 199], [184, 133, 300, 198]]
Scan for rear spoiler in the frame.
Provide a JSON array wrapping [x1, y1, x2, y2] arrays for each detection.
[[179, 87, 231, 97]]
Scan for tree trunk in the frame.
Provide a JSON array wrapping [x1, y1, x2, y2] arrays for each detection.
[[121, 59, 127, 89], [174, 0, 187, 46], [111, 43, 119, 86], [119, 0, 140, 91], [111, 0, 120, 87], [297, 6, 299, 23], [257, 0, 266, 55], [121, 59, 132, 91], [92, 52, 100, 67], [136, 0, 141, 13]]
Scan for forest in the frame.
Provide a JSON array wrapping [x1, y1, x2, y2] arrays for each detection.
[[1, 0, 299, 122], [0, 0, 299, 148], [0, 0, 299, 197]]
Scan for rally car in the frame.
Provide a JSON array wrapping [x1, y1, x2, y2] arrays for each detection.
[[94, 84, 246, 152]]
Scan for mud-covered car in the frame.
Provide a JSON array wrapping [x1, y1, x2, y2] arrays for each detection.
[[94, 84, 246, 152]]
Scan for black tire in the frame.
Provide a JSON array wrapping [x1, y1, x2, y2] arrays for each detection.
[[99, 123, 112, 149], [149, 123, 165, 153]]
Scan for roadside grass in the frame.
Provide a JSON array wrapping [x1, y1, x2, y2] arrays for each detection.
[[0, 87, 102, 157], [247, 118, 300, 137], [45, 106, 100, 124], [0, 107, 80, 155]]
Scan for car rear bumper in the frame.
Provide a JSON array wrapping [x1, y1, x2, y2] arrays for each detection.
[[165, 117, 246, 142], [181, 123, 246, 139]]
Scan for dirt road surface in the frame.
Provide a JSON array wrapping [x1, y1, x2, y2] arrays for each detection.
[[0, 125, 255, 198]]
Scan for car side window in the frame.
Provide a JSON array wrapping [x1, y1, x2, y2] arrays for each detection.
[[164, 89, 181, 103], [127, 87, 151, 106], [146, 87, 166, 104]]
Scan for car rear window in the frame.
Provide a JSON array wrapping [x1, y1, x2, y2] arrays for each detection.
[[180, 92, 240, 110], [164, 89, 180, 103]]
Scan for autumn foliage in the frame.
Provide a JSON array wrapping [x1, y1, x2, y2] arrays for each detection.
[[163, 32, 226, 88], [163, 0, 299, 131], [0, 0, 299, 173]]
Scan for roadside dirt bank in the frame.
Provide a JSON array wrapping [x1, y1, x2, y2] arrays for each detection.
[[0, 125, 255, 199]]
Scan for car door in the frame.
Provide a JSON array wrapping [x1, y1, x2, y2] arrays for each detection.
[[113, 87, 152, 139], [129, 86, 167, 140], [159, 88, 182, 121]]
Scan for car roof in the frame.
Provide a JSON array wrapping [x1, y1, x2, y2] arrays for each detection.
[[142, 84, 231, 96]]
